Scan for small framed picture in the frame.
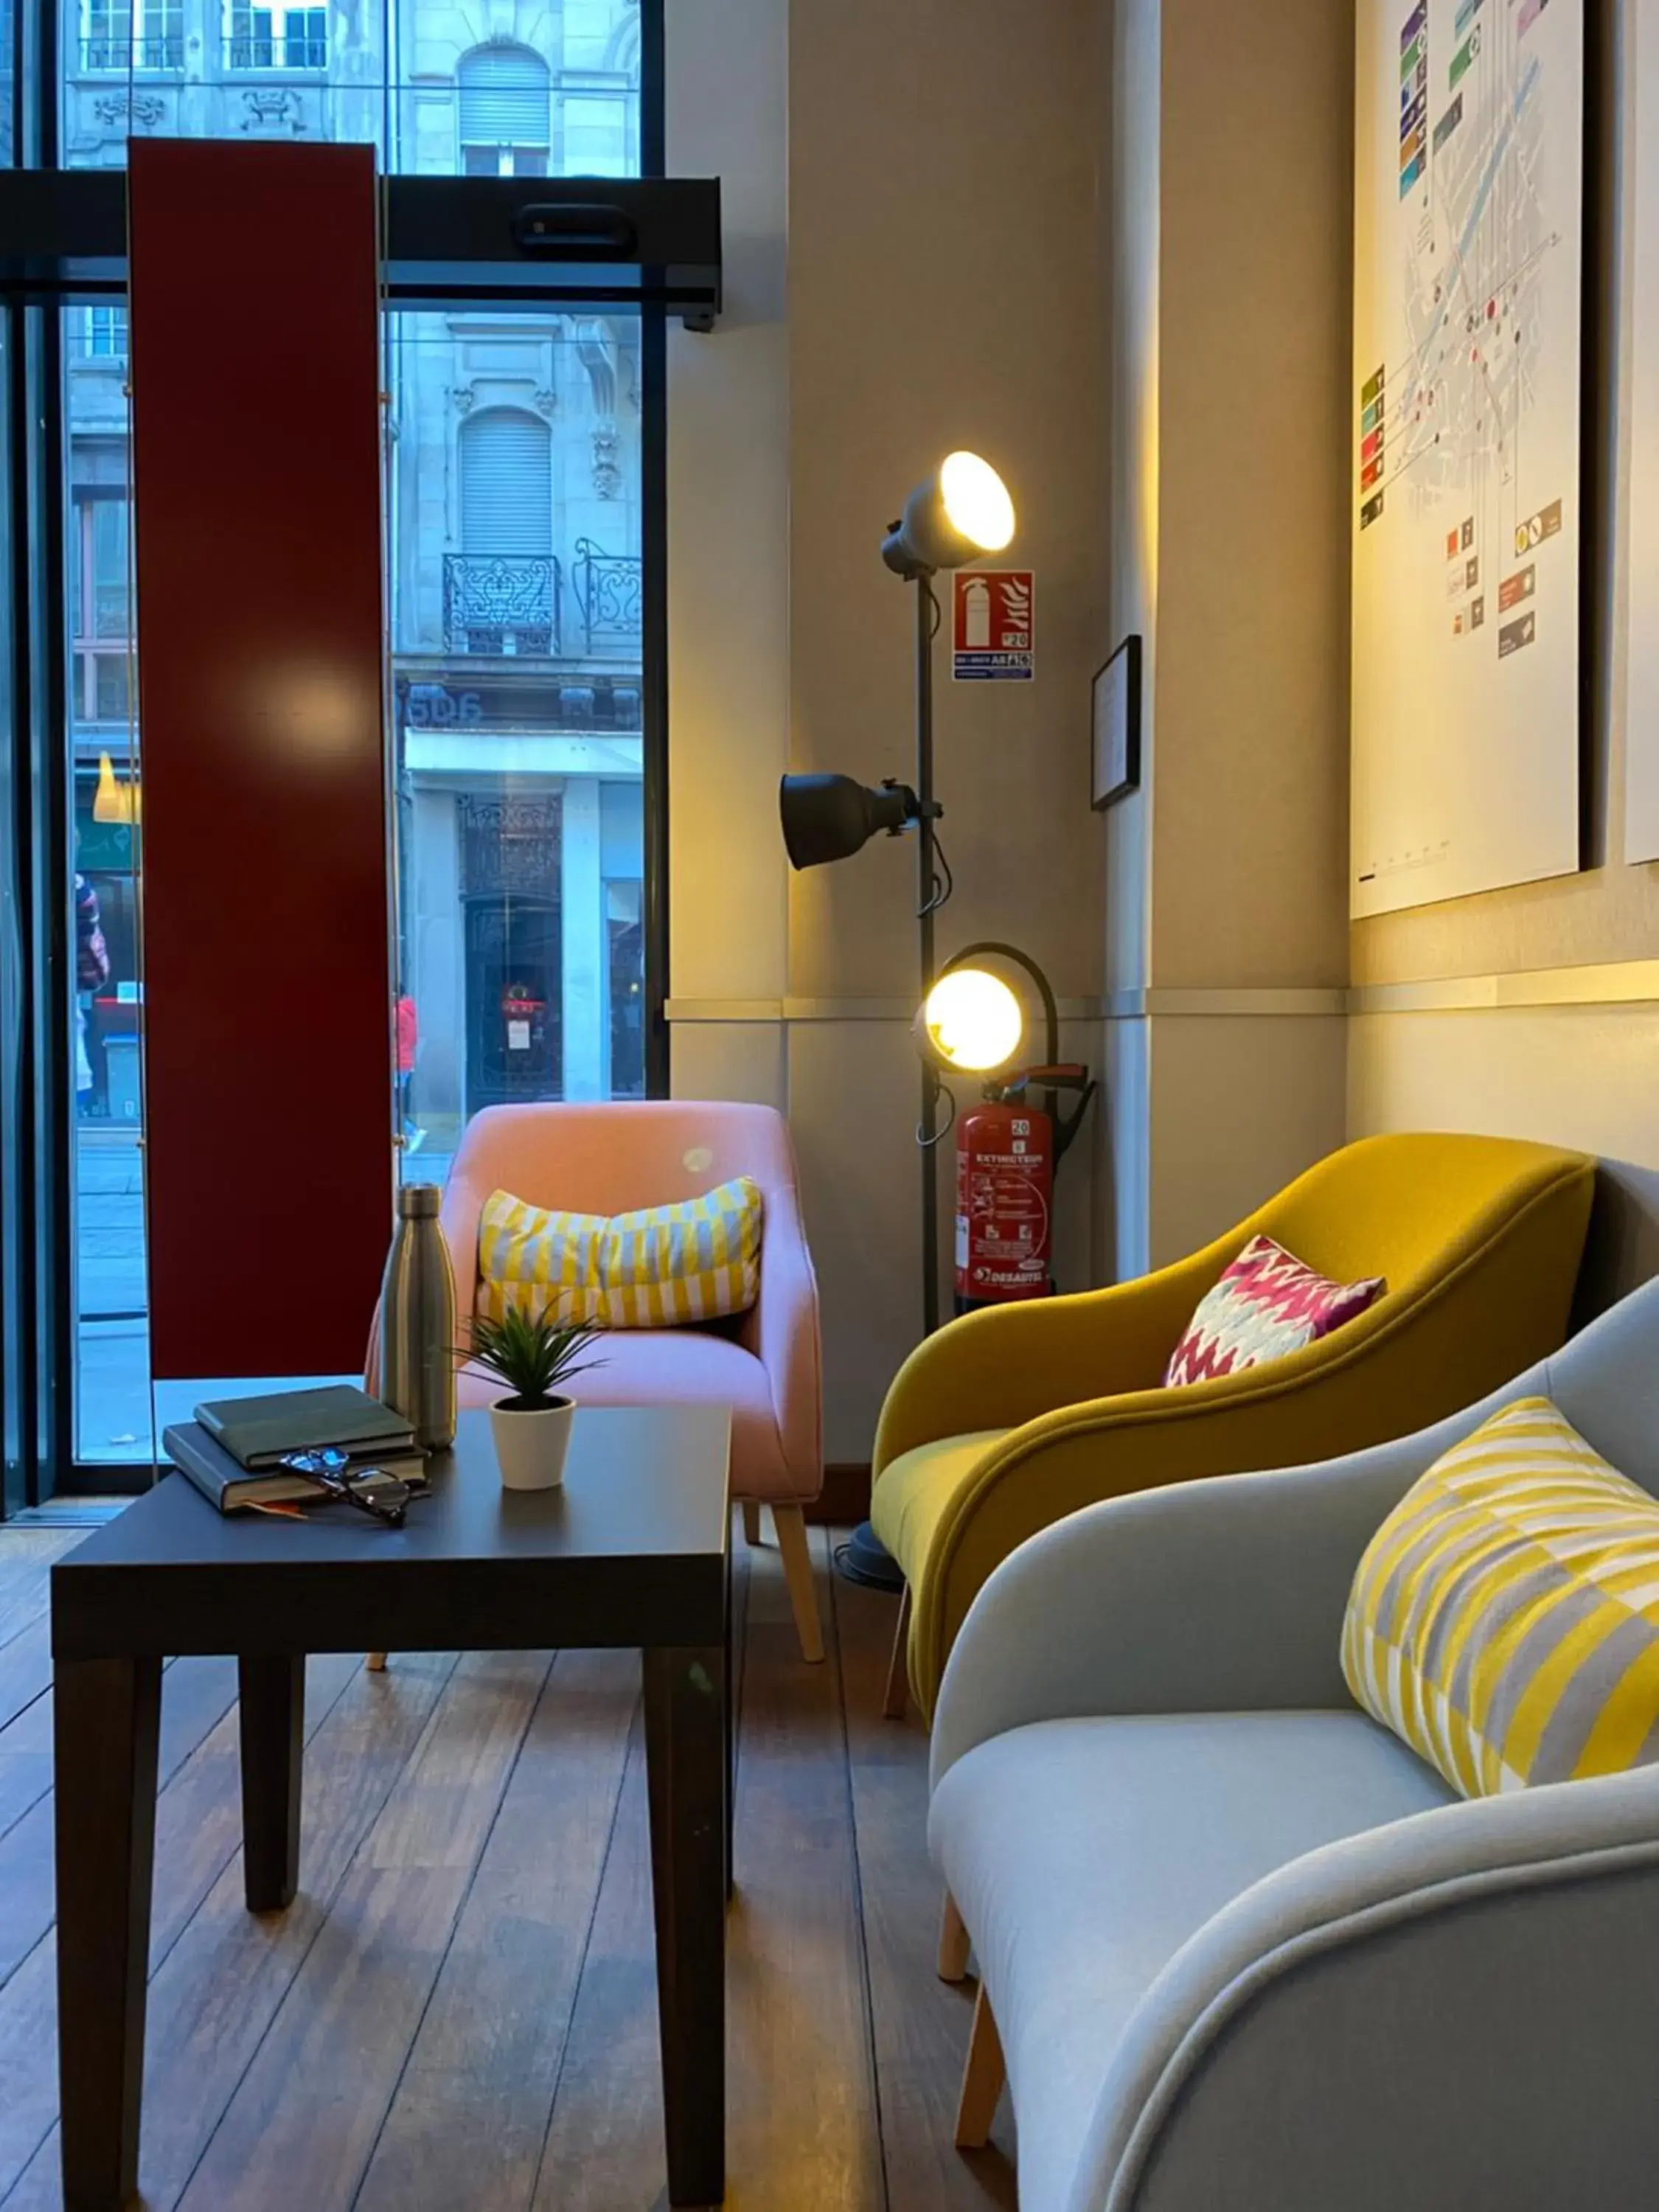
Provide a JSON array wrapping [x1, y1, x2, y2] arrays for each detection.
[[1091, 635, 1142, 810]]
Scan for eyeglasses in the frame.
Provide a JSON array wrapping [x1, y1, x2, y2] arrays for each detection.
[[279, 1448, 414, 1528]]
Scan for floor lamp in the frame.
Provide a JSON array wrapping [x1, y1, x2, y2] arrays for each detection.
[[780, 452, 1017, 1587]]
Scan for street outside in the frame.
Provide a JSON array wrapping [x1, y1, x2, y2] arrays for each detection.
[[75, 1126, 453, 1464]]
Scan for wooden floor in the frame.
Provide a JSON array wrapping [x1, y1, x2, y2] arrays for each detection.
[[0, 1519, 1016, 2212]]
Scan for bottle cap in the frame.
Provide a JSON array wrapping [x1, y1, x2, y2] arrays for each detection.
[[397, 1183, 442, 1218]]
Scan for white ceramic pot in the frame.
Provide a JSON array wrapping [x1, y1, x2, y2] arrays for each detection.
[[489, 1395, 575, 1491]]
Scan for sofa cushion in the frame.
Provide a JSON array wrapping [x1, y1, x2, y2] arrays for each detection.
[[1343, 1395, 1659, 1798], [1164, 1233, 1385, 1388], [459, 1325, 796, 1501], [929, 1710, 1453, 2212], [869, 1430, 1014, 1586], [478, 1175, 764, 1328]]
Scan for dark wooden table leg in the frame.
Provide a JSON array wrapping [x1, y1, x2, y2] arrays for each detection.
[[237, 1653, 304, 1911], [723, 1548, 735, 1900], [644, 1643, 727, 2208], [54, 1653, 162, 2212]]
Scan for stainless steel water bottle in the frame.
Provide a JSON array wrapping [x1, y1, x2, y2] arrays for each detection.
[[379, 1183, 457, 1451]]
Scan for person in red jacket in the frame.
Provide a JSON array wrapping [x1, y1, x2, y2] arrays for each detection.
[[395, 991, 424, 1154]]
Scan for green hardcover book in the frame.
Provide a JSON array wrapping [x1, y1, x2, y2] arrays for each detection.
[[195, 1384, 415, 1472]]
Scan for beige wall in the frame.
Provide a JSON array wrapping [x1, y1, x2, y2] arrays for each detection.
[[1349, 0, 1659, 1301], [669, 0, 1110, 1462], [1105, 0, 1354, 1273]]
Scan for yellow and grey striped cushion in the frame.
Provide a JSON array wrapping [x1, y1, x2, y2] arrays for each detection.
[[477, 1177, 763, 1330], [1343, 1397, 1659, 1798]]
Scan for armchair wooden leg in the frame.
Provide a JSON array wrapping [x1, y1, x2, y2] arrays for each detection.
[[771, 1504, 824, 1663], [955, 1985, 1006, 2149], [365, 1653, 388, 1673], [741, 1500, 764, 1547], [883, 1585, 912, 1719], [938, 1889, 971, 1983]]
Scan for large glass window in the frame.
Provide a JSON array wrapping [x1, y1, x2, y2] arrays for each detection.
[[31, 1, 654, 1481], [390, 312, 644, 1195], [58, 2, 644, 179]]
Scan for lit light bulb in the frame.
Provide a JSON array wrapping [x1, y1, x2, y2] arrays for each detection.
[[939, 451, 1015, 554], [919, 968, 1025, 1074]]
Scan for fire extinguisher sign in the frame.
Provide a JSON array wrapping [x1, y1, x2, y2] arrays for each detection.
[[952, 570, 1035, 682]]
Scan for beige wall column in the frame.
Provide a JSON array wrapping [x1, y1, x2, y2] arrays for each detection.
[[1104, 0, 1354, 1273], [670, 0, 1109, 1462]]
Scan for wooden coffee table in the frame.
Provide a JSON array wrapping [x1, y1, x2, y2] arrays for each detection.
[[50, 1404, 732, 2212]]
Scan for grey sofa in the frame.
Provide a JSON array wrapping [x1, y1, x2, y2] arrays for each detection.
[[928, 1274, 1659, 2212]]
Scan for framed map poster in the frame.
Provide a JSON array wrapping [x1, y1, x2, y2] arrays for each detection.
[[1352, 0, 1585, 919]]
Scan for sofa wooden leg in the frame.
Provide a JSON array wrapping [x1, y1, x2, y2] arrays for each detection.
[[741, 1500, 764, 1547], [938, 1889, 972, 1983], [955, 1985, 1006, 2150], [366, 1653, 388, 1673], [883, 1585, 912, 1720], [772, 1504, 824, 1663]]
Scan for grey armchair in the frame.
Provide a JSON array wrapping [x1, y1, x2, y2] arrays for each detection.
[[928, 1275, 1659, 2212]]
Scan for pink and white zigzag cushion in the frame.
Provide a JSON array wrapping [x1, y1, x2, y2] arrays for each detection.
[[1164, 1234, 1386, 1389]]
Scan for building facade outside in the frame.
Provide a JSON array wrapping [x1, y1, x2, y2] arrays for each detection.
[[60, 1, 643, 1453]]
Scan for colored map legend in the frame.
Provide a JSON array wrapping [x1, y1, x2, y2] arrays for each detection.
[[1400, 4, 1429, 195]]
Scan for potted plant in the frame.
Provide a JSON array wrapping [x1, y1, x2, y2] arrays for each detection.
[[459, 1305, 606, 1492]]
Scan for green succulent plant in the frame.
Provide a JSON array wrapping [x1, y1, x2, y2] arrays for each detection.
[[459, 1304, 606, 1410]]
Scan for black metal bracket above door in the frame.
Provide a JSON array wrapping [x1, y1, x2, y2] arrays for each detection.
[[0, 171, 723, 329]]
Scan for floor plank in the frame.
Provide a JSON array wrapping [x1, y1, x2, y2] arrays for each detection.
[[0, 1619, 52, 1745], [533, 1529, 885, 2212], [834, 1573, 1018, 2207], [1, 1651, 459, 2212], [173, 1650, 552, 2212], [0, 1652, 365, 2208], [0, 1521, 1017, 2212], [0, 1655, 248, 1991], [355, 1649, 639, 2212], [0, 1537, 81, 1653]]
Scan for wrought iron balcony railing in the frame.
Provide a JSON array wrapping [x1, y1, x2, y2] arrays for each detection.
[[573, 540, 642, 654], [82, 34, 186, 71], [443, 554, 561, 658], [225, 30, 328, 72]]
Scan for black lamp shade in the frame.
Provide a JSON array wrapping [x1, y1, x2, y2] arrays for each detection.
[[779, 774, 915, 870]]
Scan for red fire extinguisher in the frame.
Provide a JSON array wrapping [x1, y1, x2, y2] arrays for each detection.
[[954, 1066, 1093, 1312]]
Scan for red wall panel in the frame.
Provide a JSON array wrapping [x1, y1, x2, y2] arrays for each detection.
[[130, 140, 392, 1380]]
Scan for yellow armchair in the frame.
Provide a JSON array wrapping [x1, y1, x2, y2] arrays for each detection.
[[872, 1133, 1596, 1722]]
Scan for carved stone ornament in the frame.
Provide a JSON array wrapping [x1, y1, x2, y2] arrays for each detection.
[[532, 389, 558, 418], [94, 91, 165, 130], [592, 425, 622, 500], [451, 386, 476, 414], [240, 88, 305, 133]]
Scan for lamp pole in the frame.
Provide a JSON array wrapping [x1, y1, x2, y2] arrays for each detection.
[[916, 576, 941, 1339]]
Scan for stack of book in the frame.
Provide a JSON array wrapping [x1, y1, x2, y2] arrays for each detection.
[[164, 1385, 427, 1514]]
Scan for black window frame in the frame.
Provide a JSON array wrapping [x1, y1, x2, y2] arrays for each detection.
[[0, 0, 702, 1507]]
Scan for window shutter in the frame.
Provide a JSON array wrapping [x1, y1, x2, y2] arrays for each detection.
[[458, 45, 552, 149], [460, 411, 553, 556]]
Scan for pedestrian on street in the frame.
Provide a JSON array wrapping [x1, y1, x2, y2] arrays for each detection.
[[74, 872, 110, 1116], [396, 990, 425, 1154]]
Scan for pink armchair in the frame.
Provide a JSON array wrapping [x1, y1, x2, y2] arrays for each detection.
[[431, 1100, 824, 1660]]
